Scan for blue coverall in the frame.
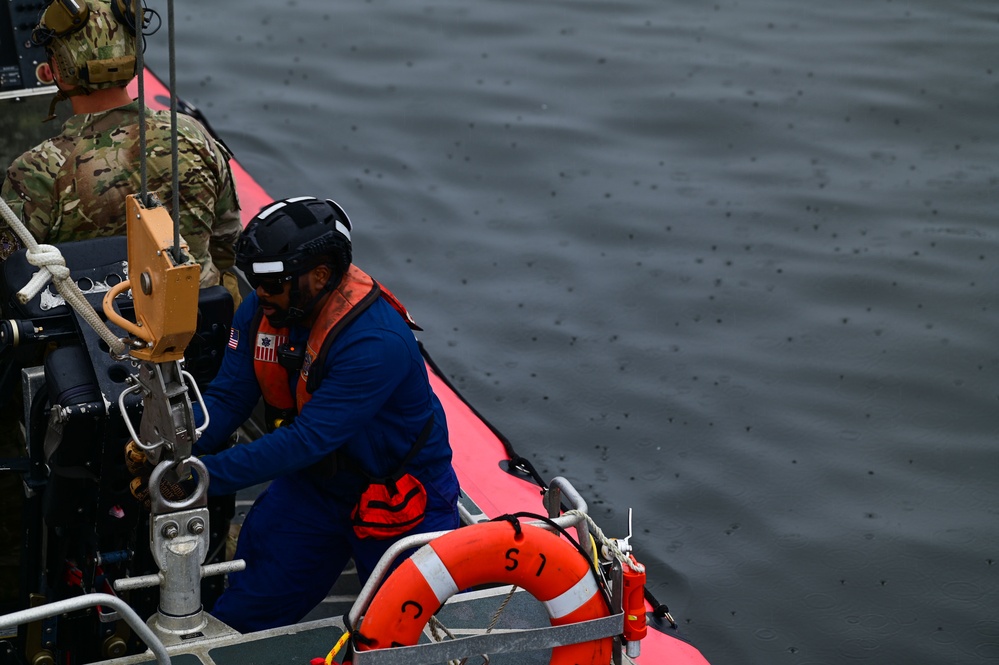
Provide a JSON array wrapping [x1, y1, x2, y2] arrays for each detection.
[[194, 289, 461, 633]]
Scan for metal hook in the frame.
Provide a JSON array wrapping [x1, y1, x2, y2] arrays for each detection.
[[148, 456, 208, 513]]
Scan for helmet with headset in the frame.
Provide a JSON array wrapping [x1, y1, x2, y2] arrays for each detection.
[[31, 0, 141, 91]]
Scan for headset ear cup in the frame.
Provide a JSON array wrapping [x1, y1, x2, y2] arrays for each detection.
[[111, 0, 137, 35]]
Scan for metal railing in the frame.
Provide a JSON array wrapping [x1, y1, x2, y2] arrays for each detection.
[[0, 593, 171, 665]]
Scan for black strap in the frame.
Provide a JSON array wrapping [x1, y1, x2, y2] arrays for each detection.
[[344, 412, 435, 484], [391, 412, 435, 481]]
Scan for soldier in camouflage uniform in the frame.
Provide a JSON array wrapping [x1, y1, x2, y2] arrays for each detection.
[[0, 0, 242, 296], [0, 0, 240, 609]]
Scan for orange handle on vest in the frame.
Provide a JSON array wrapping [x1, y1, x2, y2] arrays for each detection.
[[622, 554, 648, 643]]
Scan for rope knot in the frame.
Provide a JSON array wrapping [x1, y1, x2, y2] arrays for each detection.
[[1, 196, 126, 356], [25, 243, 71, 280]]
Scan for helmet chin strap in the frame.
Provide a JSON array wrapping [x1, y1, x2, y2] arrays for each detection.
[[43, 87, 88, 123]]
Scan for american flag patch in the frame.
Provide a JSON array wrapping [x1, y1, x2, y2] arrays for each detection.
[[228, 328, 239, 350], [255, 333, 287, 363]]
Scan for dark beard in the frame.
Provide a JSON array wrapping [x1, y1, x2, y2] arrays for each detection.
[[259, 272, 335, 328], [263, 304, 306, 328], [262, 307, 289, 328]]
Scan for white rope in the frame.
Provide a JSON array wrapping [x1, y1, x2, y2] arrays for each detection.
[[563, 509, 646, 574], [0, 197, 127, 356]]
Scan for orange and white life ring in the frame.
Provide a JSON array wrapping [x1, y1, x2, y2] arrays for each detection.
[[354, 519, 613, 665]]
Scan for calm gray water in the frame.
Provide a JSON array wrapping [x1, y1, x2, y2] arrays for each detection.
[[8, 0, 998, 663], [153, 1, 998, 663]]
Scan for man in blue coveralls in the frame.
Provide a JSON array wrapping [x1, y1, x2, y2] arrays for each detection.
[[189, 196, 460, 633]]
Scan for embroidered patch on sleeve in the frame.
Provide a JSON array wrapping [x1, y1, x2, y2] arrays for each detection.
[[228, 328, 239, 350]]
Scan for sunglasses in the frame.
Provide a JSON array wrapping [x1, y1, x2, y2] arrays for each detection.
[[30, 0, 89, 48], [247, 273, 296, 296]]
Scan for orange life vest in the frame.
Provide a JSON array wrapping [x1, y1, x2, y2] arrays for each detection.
[[252, 265, 418, 415]]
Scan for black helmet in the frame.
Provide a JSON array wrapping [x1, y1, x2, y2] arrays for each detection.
[[236, 196, 352, 288]]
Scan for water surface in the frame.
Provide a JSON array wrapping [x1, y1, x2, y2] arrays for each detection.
[[10, 0, 997, 662], [149, 1, 998, 662]]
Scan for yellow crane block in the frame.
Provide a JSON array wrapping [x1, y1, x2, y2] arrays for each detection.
[[103, 195, 200, 362]]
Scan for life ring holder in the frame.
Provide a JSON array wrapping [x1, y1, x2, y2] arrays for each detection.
[[347, 514, 620, 665]]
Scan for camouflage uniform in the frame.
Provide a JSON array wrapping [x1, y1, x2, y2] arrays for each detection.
[[0, 102, 241, 289]]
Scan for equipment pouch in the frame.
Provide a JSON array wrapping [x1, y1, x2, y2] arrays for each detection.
[[350, 414, 434, 539], [351, 473, 428, 539]]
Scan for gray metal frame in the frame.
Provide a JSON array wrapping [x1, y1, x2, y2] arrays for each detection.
[[0, 594, 170, 665], [349, 613, 624, 665]]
